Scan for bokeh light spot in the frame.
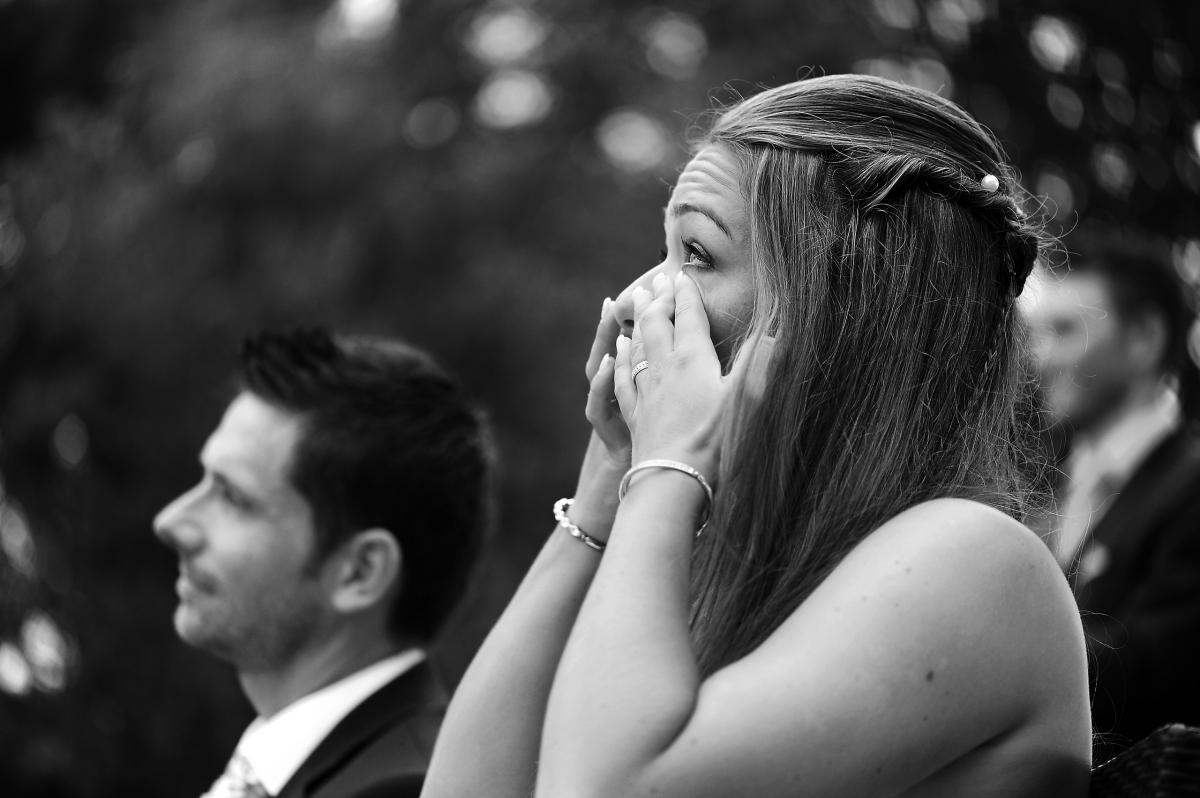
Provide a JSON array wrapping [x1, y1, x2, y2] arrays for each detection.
[[22, 612, 73, 693], [404, 99, 461, 148], [1101, 84, 1135, 126], [596, 109, 670, 174], [473, 69, 553, 129], [0, 500, 37, 579], [641, 11, 707, 80], [1091, 143, 1134, 197], [1152, 39, 1187, 87], [175, 137, 217, 187], [1094, 48, 1129, 86], [1035, 166, 1076, 220], [869, 0, 919, 30], [52, 414, 89, 470], [318, 0, 399, 45], [0, 642, 33, 696], [1046, 83, 1083, 129], [465, 6, 549, 68], [1174, 238, 1200, 290], [855, 57, 953, 97], [927, 0, 985, 47], [1028, 15, 1083, 74]]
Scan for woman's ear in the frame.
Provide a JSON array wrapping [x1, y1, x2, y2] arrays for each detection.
[[329, 529, 403, 615]]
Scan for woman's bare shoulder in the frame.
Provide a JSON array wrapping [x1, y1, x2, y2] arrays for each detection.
[[775, 497, 1083, 663], [841, 497, 1067, 602], [670, 497, 1090, 796], [773, 496, 1088, 740]]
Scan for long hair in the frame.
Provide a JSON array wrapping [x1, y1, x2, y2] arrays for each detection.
[[689, 75, 1047, 674]]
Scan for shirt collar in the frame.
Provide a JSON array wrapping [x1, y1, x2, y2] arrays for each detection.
[[235, 648, 426, 795], [1070, 388, 1180, 487]]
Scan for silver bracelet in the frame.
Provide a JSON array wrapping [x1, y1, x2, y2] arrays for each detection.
[[553, 497, 606, 552], [617, 459, 714, 535]]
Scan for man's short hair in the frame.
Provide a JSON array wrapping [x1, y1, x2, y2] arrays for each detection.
[[237, 328, 492, 644]]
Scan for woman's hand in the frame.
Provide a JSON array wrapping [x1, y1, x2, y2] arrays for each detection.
[[583, 297, 631, 464], [570, 298, 632, 539], [613, 272, 732, 479]]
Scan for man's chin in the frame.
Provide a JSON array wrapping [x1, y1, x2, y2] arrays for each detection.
[[173, 605, 230, 657]]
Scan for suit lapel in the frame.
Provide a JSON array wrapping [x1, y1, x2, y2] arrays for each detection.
[[1075, 427, 1200, 609], [274, 661, 446, 798]]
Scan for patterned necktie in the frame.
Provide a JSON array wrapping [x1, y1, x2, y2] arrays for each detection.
[[201, 752, 270, 798]]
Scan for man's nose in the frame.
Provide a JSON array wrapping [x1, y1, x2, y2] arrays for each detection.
[[153, 485, 205, 555], [611, 261, 672, 334]]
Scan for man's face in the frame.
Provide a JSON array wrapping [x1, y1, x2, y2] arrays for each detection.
[[154, 393, 331, 671], [1027, 271, 1139, 433]]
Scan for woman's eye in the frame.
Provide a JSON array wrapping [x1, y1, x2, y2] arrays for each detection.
[[682, 240, 713, 270]]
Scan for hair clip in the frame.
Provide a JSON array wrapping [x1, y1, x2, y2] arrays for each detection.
[[981, 174, 1000, 192]]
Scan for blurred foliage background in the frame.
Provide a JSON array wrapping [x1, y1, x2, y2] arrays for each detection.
[[1, 0, 1198, 794]]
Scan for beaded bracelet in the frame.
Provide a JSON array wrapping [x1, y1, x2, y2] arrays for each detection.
[[553, 497, 606, 552], [617, 459, 714, 535]]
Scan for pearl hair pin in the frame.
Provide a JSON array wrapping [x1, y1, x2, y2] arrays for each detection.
[[981, 174, 1000, 192]]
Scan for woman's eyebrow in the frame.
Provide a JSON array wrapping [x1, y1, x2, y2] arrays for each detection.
[[664, 202, 734, 241]]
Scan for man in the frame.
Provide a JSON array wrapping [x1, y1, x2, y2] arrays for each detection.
[[1028, 229, 1200, 757], [155, 328, 491, 797]]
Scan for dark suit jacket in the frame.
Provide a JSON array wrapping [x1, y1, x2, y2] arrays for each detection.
[[1071, 424, 1200, 758], [274, 661, 447, 798]]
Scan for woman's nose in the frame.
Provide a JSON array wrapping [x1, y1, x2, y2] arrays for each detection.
[[611, 262, 671, 334]]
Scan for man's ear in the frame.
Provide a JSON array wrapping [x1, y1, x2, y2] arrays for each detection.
[[1126, 311, 1169, 374], [329, 529, 402, 615]]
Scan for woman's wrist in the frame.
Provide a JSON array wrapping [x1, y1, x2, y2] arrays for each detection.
[[619, 466, 712, 529], [570, 438, 629, 541]]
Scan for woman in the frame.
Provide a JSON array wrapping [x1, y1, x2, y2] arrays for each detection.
[[424, 74, 1091, 797]]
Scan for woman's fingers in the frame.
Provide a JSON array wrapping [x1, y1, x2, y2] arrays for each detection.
[[585, 353, 617, 420], [613, 335, 637, 414], [585, 353, 630, 451], [672, 272, 711, 350], [585, 297, 619, 382], [629, 286, 652, 377], [637, 272, 677, 364]]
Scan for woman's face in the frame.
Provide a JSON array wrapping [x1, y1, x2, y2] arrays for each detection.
[[611, 144, 755, 363]]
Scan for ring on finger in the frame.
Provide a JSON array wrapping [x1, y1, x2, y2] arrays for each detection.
[[631, 360, 650, 383]]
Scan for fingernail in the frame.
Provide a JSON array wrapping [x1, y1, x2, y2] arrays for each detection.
[[601, 297, 611, 319], [600, 353, 611, 366], [652, 273, 668, 292], [633, 286, 650, 301], [615, 336, 629, 353]]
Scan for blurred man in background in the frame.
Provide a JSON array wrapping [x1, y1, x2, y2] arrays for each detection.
[[1029, 230, 1200, 757], [154, 329, 491, 798]]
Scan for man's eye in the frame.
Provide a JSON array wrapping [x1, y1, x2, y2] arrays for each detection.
[[217, 481, 250, 510]]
